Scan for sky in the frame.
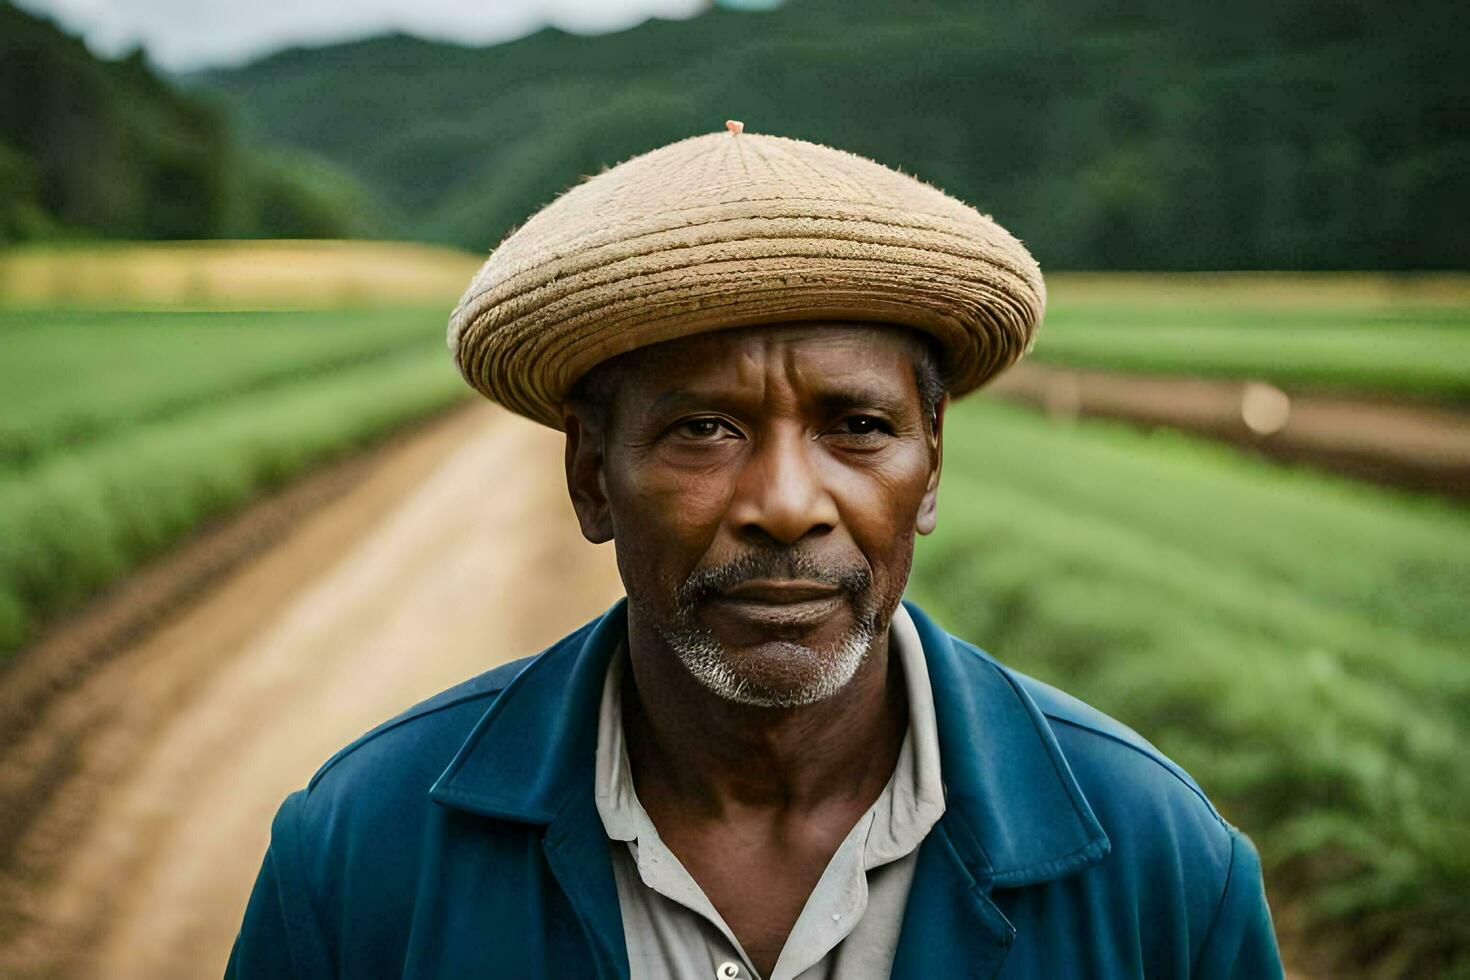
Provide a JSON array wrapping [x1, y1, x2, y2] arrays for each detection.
[[12, 0, 752, 72]]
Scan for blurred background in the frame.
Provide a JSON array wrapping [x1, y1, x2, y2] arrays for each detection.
[[0, 0, 1465, 976]]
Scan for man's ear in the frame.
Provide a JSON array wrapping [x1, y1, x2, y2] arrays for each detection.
[[916, 394, 947, 536], [562, 402, 614, 544]]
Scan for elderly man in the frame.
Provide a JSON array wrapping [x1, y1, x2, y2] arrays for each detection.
[[227, 124, 1283, 979]]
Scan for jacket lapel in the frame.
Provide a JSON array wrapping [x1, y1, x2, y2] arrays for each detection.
[[542, 788, 629, 978], [891, 600, 1112, 976], [890, 821, 1017, 979], [430, 602, 632, 979]]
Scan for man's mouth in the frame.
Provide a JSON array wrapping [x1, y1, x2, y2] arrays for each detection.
[[718, 579, 842, 603], [706, 579, 846, 630]]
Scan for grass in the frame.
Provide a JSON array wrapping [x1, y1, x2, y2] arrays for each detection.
[[0, 305, 473, 656], [909, 397, 1470, 976], [2, 248, 1465, 973], [0, 307, 454, 467], [1038, 273, 1470, 401], [0, 343, 470, 652], [0, 242, 488, 660]]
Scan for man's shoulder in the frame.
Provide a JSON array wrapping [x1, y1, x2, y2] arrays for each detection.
[[265, 617, 611, 884], [934, 632, 1281, 973], [303, 652, 538, 797], [946, 635, 1237, 869], [950, 641, 1248, 950], [1012, 667, 1224, 825], [244, 625, 599, 970], [294, 614, 602, 821]]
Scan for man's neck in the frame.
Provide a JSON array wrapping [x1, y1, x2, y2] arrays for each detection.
[[619, 612, 909, 819]]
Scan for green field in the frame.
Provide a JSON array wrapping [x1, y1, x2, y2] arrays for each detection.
[[1039, 274, 1470, 401], [909, 399, 1470, 976], [2, 257, 1467, 975], [0, 305, 471, 655]]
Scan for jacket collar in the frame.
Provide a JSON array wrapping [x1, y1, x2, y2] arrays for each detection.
[[903, 599, 1111, 887], [429, 597, 1110, 887]]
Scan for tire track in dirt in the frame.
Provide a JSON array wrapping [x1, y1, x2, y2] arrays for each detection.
[[0, 401, 623, 978]]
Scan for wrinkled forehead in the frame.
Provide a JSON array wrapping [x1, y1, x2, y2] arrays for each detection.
[[580, 321, 928, 409]]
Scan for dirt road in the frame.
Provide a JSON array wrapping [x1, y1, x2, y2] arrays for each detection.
[[0, 401, 623, 978]]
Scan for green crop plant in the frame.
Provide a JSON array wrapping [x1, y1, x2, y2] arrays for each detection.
[[910, 399, 1470, 976], [0, 335, 469, 656]]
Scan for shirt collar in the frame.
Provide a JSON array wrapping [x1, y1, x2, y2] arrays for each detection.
[[430, 598, 1109, 887]]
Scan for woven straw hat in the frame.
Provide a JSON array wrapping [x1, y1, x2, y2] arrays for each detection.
[[447, 122, 1045, 429]]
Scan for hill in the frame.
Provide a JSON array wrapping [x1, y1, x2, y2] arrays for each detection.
[[0, 1, 376, 243], [193, 0, 1467, 270]]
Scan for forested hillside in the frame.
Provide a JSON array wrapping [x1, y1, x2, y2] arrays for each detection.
[[0, 1, 374, 243], [195, 0, 1467, 270]]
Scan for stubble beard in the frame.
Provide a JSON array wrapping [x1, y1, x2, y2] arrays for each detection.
[[653, 552, 884, 708]]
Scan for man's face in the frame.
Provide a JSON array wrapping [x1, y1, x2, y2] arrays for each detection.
[[563, 323, 944, 707]]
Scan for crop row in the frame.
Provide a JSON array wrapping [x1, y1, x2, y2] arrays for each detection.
[[909, 399, 1470, 975], [1032, 301, 1470, 400], [0, 344, 470, 656], [0, 307, 457, 468]]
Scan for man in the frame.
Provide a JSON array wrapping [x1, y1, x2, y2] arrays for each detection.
[[227, 123, 1284, 978]]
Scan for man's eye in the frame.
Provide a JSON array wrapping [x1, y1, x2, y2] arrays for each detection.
[[838, 415, 889, 436], [676, 417, 730, 439]]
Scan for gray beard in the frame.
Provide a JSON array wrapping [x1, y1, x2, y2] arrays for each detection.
[[654, 548, 882, 707], [655, 617, 878, 708]]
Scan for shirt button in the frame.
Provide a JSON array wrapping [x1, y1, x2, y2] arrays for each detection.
[[716, 962, 741, 980]]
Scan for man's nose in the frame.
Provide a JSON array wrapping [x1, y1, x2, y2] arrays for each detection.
[[728, 427, 839, 546]]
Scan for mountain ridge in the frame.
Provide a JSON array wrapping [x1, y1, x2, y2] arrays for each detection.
[[0, 0, 377, 243], [195, 0, 1466, 270]]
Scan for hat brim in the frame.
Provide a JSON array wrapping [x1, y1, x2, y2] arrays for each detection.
[[447, 135, 1045, 429]]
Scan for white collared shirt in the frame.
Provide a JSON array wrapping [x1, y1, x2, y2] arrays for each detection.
[[593, 604, 946, 980]]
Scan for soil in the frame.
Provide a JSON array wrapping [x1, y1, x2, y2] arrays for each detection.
[[987, 363, 1470, 500], [0, 401, 622, 978]]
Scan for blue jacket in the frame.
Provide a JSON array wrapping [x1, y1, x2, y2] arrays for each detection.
[[226, 599, 1283, 978]]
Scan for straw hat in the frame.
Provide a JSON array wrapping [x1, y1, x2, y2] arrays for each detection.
[[447, 121, 1045, 429]]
